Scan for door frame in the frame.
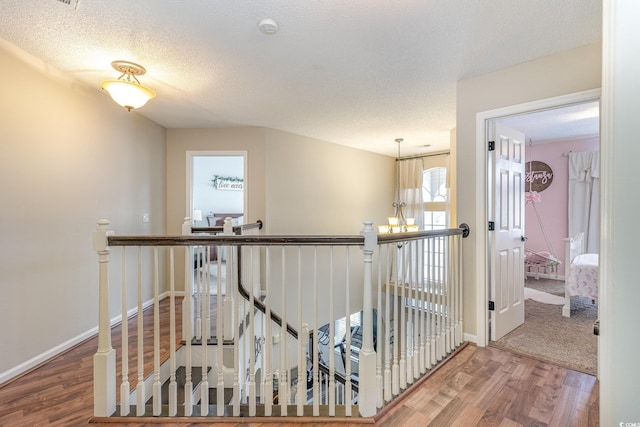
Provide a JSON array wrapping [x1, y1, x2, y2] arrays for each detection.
[[474, 88, 601, 347]]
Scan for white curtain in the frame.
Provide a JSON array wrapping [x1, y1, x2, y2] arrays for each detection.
[[568, 151, 600, 253], [399, 158, 424, 229]]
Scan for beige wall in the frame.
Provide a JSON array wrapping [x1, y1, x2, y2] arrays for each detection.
[[165, 127, 267, 290], [263, 129, 394, 325], [0, 43, 166, 378], [455, 43, 602, 340], [264, 128, 394, 234], [166, 127, 267, 233]]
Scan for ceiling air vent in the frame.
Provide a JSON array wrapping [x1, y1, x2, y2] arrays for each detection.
[[53, 0, 80, 9]]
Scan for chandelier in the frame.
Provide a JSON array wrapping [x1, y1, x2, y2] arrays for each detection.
[[379, 138, 418, 233]]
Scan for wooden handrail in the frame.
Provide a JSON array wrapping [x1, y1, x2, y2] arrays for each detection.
[[191, 219, 263, 234], [108, 225, 469, 247], [108, 234, 364, 247]]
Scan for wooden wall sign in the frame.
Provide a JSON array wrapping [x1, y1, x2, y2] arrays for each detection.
[[211, 175, 244, 191], [525, 161, 553, 192]]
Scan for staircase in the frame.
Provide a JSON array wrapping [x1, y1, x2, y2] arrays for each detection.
[[92, 218, 469, 420]]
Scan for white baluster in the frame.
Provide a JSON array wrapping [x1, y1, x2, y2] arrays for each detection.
[[296, 248, 304, 417], [406, 243, 414, 386], [168, 247, 177, 416], [312, 247, 319, 416], [344, 247, 352, 417], [181, 218, 194, 345], [445, 236, 452, 353], [376, 245, 383, 408], [153, 247, 162, 416], [200, 246, 209, 416], [224, 219, 234, 341], [216, 246, 224, 416], [205, 247, 211, 342], [264, 248, 273, 416], [437, 236, 445, 361], [428, 238, 436, 369], [298, 323, 309, 416], [184, 244, 193, 416], [136, 247, 145, 416], [195, 246, 202, 341], [328, 246, 335, 417], [232, 246, 240, 417], [419, 238, 426, 374], [249, 246, 257, 417], [412, 241, 420, 381], [279, 247, 288, 416], [383, 245, 392, 402], [392, 243, 400, 396], [120, 248, 130, 416], [399, 243, 407, 391]]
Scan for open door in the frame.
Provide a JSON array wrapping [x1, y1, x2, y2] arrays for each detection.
[[489, 123, 525, 341]]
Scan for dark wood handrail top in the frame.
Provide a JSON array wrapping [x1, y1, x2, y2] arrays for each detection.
[[107, 234, 365, 247], [107, 222, 468, 247]]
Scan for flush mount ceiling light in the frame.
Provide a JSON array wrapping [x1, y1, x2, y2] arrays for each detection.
[[100, 60, 156, 111]]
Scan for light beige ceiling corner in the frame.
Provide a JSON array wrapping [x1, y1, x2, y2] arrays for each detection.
[[0, 0, 601, 157]]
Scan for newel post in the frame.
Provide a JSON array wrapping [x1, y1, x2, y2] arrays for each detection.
[[359, 221, 378, 417], [92, 220, 116, 417]]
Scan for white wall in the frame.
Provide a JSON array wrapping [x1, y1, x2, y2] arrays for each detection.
[[0, 41, 166, 379], [455, 43, 602, 341], [600, 0, 640, 422]]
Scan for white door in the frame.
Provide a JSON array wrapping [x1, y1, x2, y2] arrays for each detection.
[[489, 123, 525, 341]]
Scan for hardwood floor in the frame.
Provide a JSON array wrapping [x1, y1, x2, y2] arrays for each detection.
[[0, 297, 599, 426]]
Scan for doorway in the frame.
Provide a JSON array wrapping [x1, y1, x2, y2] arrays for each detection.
[[483, 95, 600, 376], [188, 151, 247, 226]]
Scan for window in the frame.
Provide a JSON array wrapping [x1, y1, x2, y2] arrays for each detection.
[[422, 165, 448, 298], [422, 167, 448, 230]]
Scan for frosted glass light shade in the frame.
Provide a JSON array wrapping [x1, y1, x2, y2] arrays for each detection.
[[101, 79, 156, 111]]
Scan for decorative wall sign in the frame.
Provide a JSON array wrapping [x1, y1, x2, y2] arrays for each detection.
[[525, 161, 553, 192], [211, 175, 243, 191]]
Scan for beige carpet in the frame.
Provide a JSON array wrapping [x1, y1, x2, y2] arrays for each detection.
[[491, 278, 598, 376]]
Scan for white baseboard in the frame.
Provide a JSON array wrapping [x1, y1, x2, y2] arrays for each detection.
[[464, 333, 479, 345], [0, 291, 177, 385]]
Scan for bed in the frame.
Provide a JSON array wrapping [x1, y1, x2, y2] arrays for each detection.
[[563, 232, 599, 318], [525, 248, 560, 279]]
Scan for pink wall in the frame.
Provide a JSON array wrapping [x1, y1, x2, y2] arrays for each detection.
[[525, 136, 599, 276]]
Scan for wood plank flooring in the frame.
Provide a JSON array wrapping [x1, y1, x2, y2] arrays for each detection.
[[0, 297, 598, 426]]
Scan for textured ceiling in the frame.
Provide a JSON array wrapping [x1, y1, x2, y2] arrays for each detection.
[[0, 0, 601, 156]]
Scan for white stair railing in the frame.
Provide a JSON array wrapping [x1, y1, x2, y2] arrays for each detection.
[[92, 220, 468, 419]]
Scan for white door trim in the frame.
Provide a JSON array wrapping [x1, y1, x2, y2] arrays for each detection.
[[474, 88, 601, 347]]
